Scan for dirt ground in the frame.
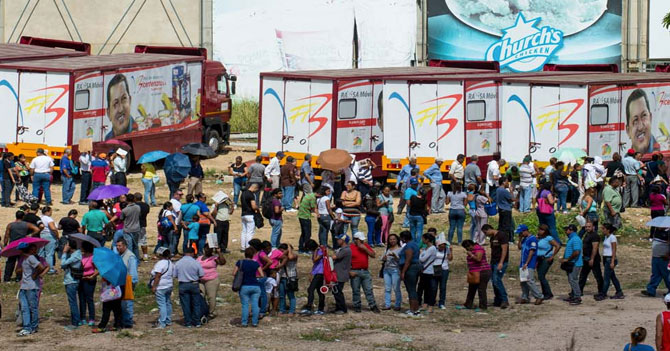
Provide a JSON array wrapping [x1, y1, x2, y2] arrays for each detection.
[[0, 147, 665, 350]]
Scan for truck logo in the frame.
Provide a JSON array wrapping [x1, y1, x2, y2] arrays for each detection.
[[0, 79, 24, 125], [485, 13, 564, 72], [25, 85, 69, 129], [264, 87, 332, 138], [390, 92, 462, 144], [507, 96, 583, 147]]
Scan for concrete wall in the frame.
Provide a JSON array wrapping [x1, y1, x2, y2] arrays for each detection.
[[0, 0, 212, 57]]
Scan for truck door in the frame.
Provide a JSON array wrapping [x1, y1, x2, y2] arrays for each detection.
[[530, 85, 560, 161], [409, 83, 438, 158], [72, 72, 105, 143], [465, 81, 498, 157], [501, 83, 531, 162], [588, 85, 620, 161], [382, 80, 410, 160], [283, 80, 311, 153], [306, 80, 333, 155], [260, 77, 285, 153], [557, 85, 588, 153], [336, 80, 374, 156], [436, 81, 464, 161], [18, 72, 47, 144], [0, 70, 19, 144], [44, 72, 70, 148], [370, 81, 383, 153]]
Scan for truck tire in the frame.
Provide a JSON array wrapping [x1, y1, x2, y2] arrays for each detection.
[[206, 129, 222, 153]]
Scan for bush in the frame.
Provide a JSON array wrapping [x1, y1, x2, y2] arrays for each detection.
[[230, 99, 259, 133]]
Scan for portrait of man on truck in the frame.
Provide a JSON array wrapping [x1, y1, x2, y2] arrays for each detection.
[[105, 73, 136, 140], [626, 88, 658, 154]]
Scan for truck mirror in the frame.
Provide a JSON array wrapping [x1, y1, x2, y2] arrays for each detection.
[[231, 81, 236, 95]]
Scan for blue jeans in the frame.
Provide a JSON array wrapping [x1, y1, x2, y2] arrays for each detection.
[[258, 277, 268, 314], [270, 219, 283, 248], [365, 215, 380, 245], [408, 214, 424, 244], [122, 298, 134, 327], [65, 283, 80, 326], [350, 269, 377, 309], [62, 176, 75, 203], [19, 289, 39, 332], [556, 186, 568, 212], [178, 282, 202, 327], [282, 185, 295, 210], [1, 178, 13, 206], [448, 209, 466, 244], [537, 212, 561, 244], [317, 215, 331, 246], [438, 270, 450, 306], [343, 215, 361, 236], [32, 173, 51, 203], [278, 278, 296, 313], [78, 278, 96, 321], [141, 178, 156, 205], [647, 256, 670, 296], [468, 209, 478, 241], [490, 262, 509, 304], [239, 285, 261, 326], [39, 232, 57, 272], [519, 185, 532, 213], [602, 257, 622, 295], [383, 267, 402, 308], [233, 181, 243, 205], [170, 227, 181, 255], [155, 288, 173, 327], [79, 171, 91, 203]]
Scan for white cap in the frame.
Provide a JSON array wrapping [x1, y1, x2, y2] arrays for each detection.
[[353, 231, 366, 241], [435, 157, 444, 163], [335, 208, 343, 214], [116, 148, 128, 156], [665, 293, 670, 304], [435, 232, 448, 246]]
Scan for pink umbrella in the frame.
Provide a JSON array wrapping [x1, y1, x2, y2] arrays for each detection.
[[100, 139, 131, 150], [1, 237, 49, 257]]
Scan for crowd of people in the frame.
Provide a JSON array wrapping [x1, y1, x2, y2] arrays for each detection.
[[3, 146, 670, 350]]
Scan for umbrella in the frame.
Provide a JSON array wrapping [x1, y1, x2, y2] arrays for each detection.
[[1, 237, 49, 257], [181, 143, 216, 158], [87, 184, 130, 200], [100, 139, 131, 150], [68, 233, 101, 248], [646, 216, 670, 228], [551, 147, 587, 165], [164, 152, 191, 183], [317, 149, 353, 172], [93, 247, 128, 287], [137, 150, 170, 164]]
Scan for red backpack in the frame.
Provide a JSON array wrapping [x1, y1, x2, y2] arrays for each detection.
[[319, 245, 339, 294]]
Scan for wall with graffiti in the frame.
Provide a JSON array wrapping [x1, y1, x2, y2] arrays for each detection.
[[427, 0, 622, 72]]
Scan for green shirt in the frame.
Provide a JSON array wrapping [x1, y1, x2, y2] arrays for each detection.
[[81, 209, 109, 232], [297, 193, 317, 219], [602, 185, 622, 213]]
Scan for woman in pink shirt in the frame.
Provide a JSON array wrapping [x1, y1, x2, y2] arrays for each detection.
[[457, 240, 491, 311], [197, 244, 226, 318], [79, 241, 99, 326], [649, 185, 668, 239]]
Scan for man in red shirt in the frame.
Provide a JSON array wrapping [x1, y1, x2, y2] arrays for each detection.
[[90, 153, 110, 192], [350, 231, 380, 313], [656, 293, 670, 351]]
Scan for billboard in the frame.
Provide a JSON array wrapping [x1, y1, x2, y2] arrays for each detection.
[[649, 0, 670, 59], [427, 0, 622, 72]]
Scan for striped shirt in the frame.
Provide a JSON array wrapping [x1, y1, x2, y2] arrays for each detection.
[[466, 244, 490, 272]]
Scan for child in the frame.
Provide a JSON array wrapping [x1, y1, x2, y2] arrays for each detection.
[[300, 240, 325, 315], [92, 278, 123, 333], [265, 270, 279, 316], [17, 243, 48, 336], [330, 208, 349, 249], [623, 327, 654, 351], [182, 215, 200, 254]]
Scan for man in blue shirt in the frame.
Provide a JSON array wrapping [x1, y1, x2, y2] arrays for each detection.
[[402, 178, 419, 228], [396, 157, 418, 215], [561, 224, 583, 305], [61, 148, 75, 205], [516, 224, 543, 305], [423, 158, 445, 214], [496, 177, 515, 242], [187, 156, 204, 197]]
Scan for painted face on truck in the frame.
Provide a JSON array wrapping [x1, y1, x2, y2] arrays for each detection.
[[626, 89, 652, 154], [107, 74, 132, 138]]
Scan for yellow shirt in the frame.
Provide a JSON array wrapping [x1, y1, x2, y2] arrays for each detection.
[[143, 163, 156, 179]]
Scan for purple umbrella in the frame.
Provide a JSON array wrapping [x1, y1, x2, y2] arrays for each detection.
[[1, 237, 49, 257], [87, 184, 130, 200], [68, 233, 101, 248]]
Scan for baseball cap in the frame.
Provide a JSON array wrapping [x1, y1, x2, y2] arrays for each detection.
[[337, 234, 350, 244], [335, 208, 343, 214], [523, 155, 532, 163], [276, 151, 285, 158], [98, 153, 107, 159], [409, 178, 419, 185], [353, 232, 366, 241], [17, 242, 30, 250], [435, 157, 444, 163], [514, 224, 529, 234], [627, 148, 635, 155], [563, 224, 578, 232], [665, 293, 670, 304]]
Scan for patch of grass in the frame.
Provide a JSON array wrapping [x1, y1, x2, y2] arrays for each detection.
[[230, 99, 259, 133], [368, 324, 401, 334], [299, 328, 338, 342], [116, 330, 135, 338], [204, 168, 217, 178]]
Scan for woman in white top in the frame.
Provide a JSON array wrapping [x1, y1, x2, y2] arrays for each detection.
[[435, 235, 453, 309], [601, 223, 624, 299], [419, 233, 438, 313], [316, 187, 334, 247], [39, 206, 59, 274], [445, 181, 468, 244], [151, 247, 174, 328]]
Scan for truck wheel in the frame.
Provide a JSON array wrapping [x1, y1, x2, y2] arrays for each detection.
[[206, 129, 221, 153]]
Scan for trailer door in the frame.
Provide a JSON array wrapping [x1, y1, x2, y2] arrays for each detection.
[[18, 72, 47, 144], [501, 83, 531, 162], [557, 85, 588, 155], [0, 70, 19, 144], [370, 82, 383, 153], [72, 72, 105, 143], [260, 77, 285, 153], [44, 72, 70, 147], [307, 80, 333, 155], [465, 81, 498, 157], [409, 83, 438, 158], [383, 80, 410, 159], [283, 80, 311, 153], [436, 81, 464, 160], [530, 85, 560, 161], [336, 80, 374, 155], [588, 85, 620, 160]]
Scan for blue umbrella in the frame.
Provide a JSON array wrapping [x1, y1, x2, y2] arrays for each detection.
[[646, 216, 670, 228], [87, 184, 130, 200], [137, 150, 170, 164], [92, 247, 127, 287], [164, 152, 191, 184]]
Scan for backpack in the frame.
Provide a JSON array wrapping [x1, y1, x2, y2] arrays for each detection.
[[262, 197, 275, 220]]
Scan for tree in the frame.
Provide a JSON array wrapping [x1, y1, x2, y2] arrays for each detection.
[[664, 12, 670, 29]]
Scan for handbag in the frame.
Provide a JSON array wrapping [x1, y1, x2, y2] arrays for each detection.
[[378, 260, 385, 278], [537, 197, 553, 214], [232, 261, 245, 292], [253, 212, 264, 229], [433, 253, 447, 278], [388, 211, 395, 223], [198, 214, 211, 225], [101, 283, 122, 302], [152, 175, 160, 184], [484, 201, 498, 216], [466, 271, 480, 284], [287, 277, 299, 292], [519, 267, 529, 282], [560, 261, 575, 273], [122, 275, 134, 300]]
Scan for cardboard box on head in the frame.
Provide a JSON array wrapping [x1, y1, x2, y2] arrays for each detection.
[[79, 138, 93, 153]]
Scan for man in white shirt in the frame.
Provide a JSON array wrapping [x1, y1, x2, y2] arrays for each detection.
[[486, 153, 506, 197], [79, 151, 92, 205], [264, 151, 284, 189], [449, 154, 465, 184], [518, 156, 536, 213], [29, 148, 54, 205], [112, 148, 128, 186]]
